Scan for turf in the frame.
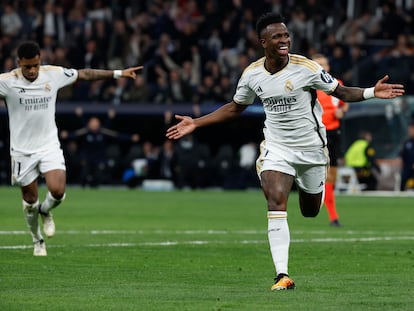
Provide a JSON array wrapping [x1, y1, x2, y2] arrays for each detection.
[[0, 186, 413, 311]]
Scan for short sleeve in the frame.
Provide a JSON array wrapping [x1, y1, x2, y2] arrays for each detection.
[[233, 72, 256, 105]]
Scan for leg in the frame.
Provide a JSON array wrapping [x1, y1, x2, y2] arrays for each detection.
[[21, 179, 39, 204], [323, 166, 340, 225], [21, 180, 46, 255], [261, 170, 294, 212], [44, 169, 66, 200], [41, 169, 66, 213], [296, 163, 326, 218], [298, 189, 323, 217], [38, 169, 66, 238], [261, 170, 296, 290]]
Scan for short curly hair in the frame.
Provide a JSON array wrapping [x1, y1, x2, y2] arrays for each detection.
[[17, 41, 41, 59], [256, 12, 285, 39]]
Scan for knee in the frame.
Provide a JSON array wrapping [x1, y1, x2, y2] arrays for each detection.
[[23, 194, 38, 204], [49, 190, 66, 201], [267, 198, 287, 211]]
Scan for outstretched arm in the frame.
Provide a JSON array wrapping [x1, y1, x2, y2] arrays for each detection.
[[77, 66, 143, 81], [166, 101, 247, 140], [332, 75, 404, 102]]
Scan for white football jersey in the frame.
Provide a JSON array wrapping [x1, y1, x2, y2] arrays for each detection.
[[0, 66, 78, 155], [234, 54, 339, 151]]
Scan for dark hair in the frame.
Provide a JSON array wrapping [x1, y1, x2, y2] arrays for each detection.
[[256, 12, 285, 39], [17, 41, 41, 59]]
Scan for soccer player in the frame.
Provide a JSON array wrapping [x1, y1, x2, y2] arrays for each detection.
[[166, 13, 404, 290], [0, 41, 142, 256], [312, 53, 349, 227]]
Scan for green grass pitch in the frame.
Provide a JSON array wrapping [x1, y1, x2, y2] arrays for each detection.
[[0, 186, 413, 311]]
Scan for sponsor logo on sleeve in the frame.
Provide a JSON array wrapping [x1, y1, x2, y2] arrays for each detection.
[[320, 70, 334, 83], [63, 68, 75, 77]]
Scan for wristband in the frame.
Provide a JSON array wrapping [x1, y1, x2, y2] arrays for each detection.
[[113, 70, 122, 79], [363, 87, 375, 99]]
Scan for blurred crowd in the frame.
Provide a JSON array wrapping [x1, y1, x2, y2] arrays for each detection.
[[1, 0, 414, 105], [1, 0, 414, 189], [57, 108, 260, 189]]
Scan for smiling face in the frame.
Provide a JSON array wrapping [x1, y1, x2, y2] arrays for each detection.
[[260, 22, 290, 61], [18, 55, 41, 82]]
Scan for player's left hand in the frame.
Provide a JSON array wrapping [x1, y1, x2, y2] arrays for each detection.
[[166, 115, 196, 139], [374, 75, 405, 98], [121, 66, 144, 79]]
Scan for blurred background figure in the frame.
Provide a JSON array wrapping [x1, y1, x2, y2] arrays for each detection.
[[236, 142, 259, 189], [345, 131, 381, 191], [174, 134, 211, 189], [398, 120, 414, 191], [312, 53, 349, 227], [61, 109, 139, 187]]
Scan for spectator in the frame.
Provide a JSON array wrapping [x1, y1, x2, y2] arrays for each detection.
[[123, 74, 150, 103], [2, 57, 15, 73], [197, 75, 218, 104], [215, 75, 235, 104], [19, 0, 42, 41], [236, 142, 259, 189], [344, 131, 381, 190], [168, 68, 193, 103], [174, 134, 211, 189], [399, 121, 414, 191], [211, 144, 236, 188], [1, 3, 23, 39], [180, 45, 202, 92], [152, 67, 170, 104], [89, 19, 109, 67], [83, 39, 105, 69], [103, 77, 130, 105], [107, 19, 130, 69], [123, 140, 164, 187], [379, 1, 407, 40], [159, 139, 178, 182]]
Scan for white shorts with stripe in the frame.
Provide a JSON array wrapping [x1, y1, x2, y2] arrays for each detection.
[[256, 140, 329, 194], [11, 147, 66, 187]]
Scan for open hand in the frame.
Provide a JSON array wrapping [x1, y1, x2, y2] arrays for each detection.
[[166, 115, 196, 139], [374, 75, 405, 99]]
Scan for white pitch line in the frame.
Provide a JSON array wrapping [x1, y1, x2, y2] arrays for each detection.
[[1, 236, 414, 250], [2, 229, 414, 236]]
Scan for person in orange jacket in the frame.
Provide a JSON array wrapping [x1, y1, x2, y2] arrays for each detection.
[[312, 53, 349, 227]]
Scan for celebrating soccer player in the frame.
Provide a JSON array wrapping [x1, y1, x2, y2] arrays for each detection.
[[166, 12, 404, 290], [0, 41, 142, 256]]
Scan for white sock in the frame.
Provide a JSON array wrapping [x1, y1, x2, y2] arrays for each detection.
[[40, 192, 66, 214], [268, 211, 290, 276], [22, 200, 43, 242]]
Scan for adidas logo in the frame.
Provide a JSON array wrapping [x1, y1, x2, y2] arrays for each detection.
[[18, 88, 25, 93], [256, 86, 263, 93]]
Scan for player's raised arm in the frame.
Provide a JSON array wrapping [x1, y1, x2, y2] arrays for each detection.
[[77, 66, 143, 81], [332, 75, 405, 102], [166, 101, 247, 140]]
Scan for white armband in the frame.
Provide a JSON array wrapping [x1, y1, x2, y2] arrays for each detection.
[[113, 70, 122, 79], [363, 87, 375, 99]]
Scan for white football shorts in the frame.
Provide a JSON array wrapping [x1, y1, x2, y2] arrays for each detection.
[[256, 140, 329, 194], [11, 147, 66, 186]]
